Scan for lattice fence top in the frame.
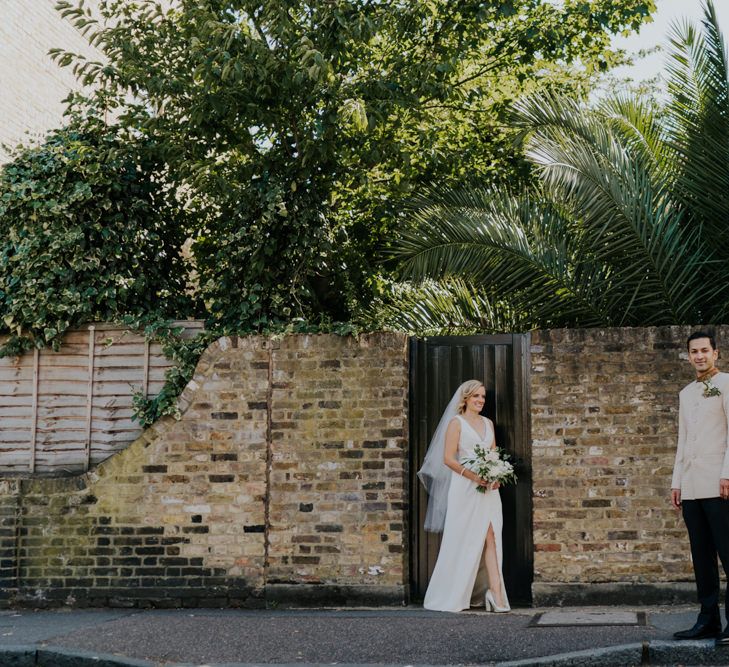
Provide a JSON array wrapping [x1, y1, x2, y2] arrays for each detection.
[[0, 321, 204, 475]]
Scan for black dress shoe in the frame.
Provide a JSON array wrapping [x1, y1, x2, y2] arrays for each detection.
[[673, 620, 721, 640], [716, 627, 729, 647]]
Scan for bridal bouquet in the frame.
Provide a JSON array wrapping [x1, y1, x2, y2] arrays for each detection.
[[462, 444, 517, 493]]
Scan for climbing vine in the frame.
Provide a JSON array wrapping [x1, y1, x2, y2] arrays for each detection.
[[128, 316, 360, 427], [0, 114, 197, 358]]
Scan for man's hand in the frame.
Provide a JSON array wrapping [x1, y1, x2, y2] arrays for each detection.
[[720, 478, 729, 500], [671, 488, 682, 510]]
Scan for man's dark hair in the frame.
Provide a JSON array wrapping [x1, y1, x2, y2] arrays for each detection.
[[687, 330, 717, 351]]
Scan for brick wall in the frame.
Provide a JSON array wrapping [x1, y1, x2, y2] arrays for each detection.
[[530, 325, 729, 604], [3, 324, 722, 608], [0, 0, 104, 163], [0, 333, 409, 608], [266, 336, 409, 603]]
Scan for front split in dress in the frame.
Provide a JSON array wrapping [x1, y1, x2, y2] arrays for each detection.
[[423, 415, 509, 612]]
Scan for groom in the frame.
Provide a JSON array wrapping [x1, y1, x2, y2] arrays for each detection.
[[671, 331, 729, 646]]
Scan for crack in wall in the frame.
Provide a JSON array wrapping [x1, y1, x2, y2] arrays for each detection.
[[263, 339, 274, 587]]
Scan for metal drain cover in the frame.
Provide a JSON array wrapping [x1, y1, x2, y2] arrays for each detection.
[[530, 611, 646, 627]]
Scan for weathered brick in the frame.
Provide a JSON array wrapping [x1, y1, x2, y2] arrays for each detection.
[[210, 412, 238, 420], [530, 325, 722, 586], [142, 465, 167, 474], [208, 475, 235, 483], [243, 525, 265, 533], [0, 332, 410, 607]]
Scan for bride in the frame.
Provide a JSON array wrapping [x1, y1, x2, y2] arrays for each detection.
[[418, 380, 510, 613]]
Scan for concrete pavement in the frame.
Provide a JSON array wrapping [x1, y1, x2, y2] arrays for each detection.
[[0, 604, 727, 666]]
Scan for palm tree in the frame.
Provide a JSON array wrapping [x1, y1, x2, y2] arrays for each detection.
[[387, 0, 729, 333]]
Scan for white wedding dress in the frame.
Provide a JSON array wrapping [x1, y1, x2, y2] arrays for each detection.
[[423, 415, 509, 612]]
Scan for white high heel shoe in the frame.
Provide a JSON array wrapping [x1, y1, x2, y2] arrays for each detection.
[[485, 589, 510, 613]]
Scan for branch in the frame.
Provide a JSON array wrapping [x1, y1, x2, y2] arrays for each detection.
[[419, 42, 518, 105]]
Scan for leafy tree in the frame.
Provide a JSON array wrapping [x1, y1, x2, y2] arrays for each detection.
[[0, 114, 196, 356], [390, 0, 729, 332], [52, 0, 655, 331]]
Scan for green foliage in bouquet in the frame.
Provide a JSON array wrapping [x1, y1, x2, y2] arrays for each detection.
[[462, 444, 517, 493]]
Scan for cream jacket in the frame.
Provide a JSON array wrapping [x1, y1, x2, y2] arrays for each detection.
[[671, 371, 729, 499]]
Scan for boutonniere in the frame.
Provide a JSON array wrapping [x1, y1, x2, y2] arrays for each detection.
[[702, 379, 722, 398]]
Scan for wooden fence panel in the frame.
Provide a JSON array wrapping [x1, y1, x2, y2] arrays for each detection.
[[0, 321, 204, 474]]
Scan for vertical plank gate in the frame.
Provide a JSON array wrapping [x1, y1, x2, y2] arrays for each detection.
[[409, 334, 533, 605]]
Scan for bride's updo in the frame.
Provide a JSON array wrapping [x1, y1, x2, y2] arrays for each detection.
[[457, 380, 484, 414]]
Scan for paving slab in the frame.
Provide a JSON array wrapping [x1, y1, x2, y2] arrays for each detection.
[[532, 610, 643, 626]]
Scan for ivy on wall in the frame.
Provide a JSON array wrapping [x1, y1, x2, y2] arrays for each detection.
[[127, 315, 359, 427]]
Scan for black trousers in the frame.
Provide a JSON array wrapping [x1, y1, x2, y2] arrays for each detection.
[[682, 497, 729, 621]]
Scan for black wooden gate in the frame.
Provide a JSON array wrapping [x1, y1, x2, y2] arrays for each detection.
[[409, 334, 533, 605]]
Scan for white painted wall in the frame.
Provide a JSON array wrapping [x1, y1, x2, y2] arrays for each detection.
[[0, 0, 104, 162]]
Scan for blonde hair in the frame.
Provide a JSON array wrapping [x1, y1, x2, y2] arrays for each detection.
[[457, 380, 484, 414]]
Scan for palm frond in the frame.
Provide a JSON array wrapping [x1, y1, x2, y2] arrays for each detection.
[[373, 278, 526, 335], [513, 93, 717, 324], [598, 95, 674, 187], [396, 186, 626, 327], [382, 0, 729, 331], [664, 0, 729, 244]]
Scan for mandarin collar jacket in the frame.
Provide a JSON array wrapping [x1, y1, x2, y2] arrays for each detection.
[[671, 371, 729, 499]]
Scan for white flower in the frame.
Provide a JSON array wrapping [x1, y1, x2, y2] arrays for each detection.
[[461, 445, 517, 493]]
